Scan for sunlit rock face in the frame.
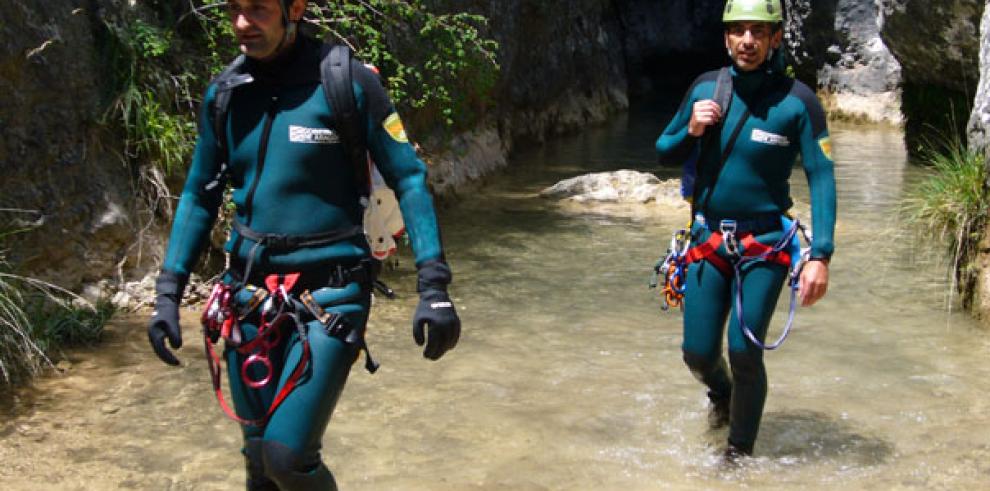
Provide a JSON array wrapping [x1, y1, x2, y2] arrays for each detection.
[[967, 5, 990, 153], [967, 5, 990, 327], [817, 1, 901, 124]]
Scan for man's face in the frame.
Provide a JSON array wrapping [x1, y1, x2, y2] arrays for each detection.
[[227, 0, 300, 60], [724, 21, 782, 72]]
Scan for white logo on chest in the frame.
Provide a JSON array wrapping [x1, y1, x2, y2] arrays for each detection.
[[289, 125, 340, 144], [750, 128, 790, 147]]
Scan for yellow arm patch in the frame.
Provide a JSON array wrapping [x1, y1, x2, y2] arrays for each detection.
[[818, 137, 833, 160], [383, 113, 408, 143]]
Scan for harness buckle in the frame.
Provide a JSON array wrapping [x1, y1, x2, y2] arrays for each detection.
[[263, 235, 292, 250], [720, 220, 739, 257], [300, 289, 332, 325]]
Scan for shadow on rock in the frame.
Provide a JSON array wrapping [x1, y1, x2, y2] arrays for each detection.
[[758, 410, 894, 465]]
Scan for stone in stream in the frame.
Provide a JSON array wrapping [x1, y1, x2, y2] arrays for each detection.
[[540, 170, 685, 207]]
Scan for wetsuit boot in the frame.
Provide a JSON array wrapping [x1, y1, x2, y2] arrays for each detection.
[[722, 440, 753, 466]]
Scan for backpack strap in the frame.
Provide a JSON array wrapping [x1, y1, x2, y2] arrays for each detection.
[[689, 67, 734, 214], [321, 44, 371, 198], [205, 55, 251, 192], [712, 67, 733, 120]]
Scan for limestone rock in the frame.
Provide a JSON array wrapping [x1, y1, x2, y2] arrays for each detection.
[[881, 0, 983, 94], [426, 125, 509, 198], [881, 0, 984, 150], [967, 4, 990, 153], [787, 0, 904, 124], [540, 170, 684, 207]]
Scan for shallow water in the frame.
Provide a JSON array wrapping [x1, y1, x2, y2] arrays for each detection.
[[2, 109, 989, 490]]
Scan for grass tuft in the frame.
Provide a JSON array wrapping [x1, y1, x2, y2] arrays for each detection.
[[902, 134, 989, 308], [0, 220, 115, 388]]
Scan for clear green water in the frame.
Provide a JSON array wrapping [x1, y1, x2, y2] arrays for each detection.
[[1, 111, 988, 490]]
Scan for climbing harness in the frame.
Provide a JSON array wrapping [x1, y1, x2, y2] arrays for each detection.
[[201, 269, 379, 427], [651, 213, 811, 350]]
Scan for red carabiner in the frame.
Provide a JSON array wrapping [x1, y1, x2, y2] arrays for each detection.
[[242, 353, 273, 389]]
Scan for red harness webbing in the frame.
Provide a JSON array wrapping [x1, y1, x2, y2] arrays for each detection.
[[684, 231, 790, 276], [740, 234, 791, 267], [684, 232, 731, 276], [202, 272, 313, 427]]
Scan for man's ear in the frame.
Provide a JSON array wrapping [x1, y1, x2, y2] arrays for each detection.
[[288, 0, 306, 22], [771, 28, 783, 49]]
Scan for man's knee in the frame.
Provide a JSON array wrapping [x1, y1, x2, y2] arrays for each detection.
[[243, 438, 278, 491], [683, 350, 722, 378], [261, 440, 337, 491], [728, 350, 765, 382]]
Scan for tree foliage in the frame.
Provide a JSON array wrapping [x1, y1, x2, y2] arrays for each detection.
[[100, 0, 499, 185]]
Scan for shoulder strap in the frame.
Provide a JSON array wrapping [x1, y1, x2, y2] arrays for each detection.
[[210, 55, 249, 158], [690, 67, 735, 211], [712, 67, 733, 119], [204, 55, 249, 192], [321, 44, 370, 198]]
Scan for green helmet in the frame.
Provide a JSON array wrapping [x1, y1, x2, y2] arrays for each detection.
[[723, 0, 783, 23]]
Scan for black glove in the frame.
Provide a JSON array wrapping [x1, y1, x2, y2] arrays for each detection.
[[412, 260, 461, 360], [148, 270, 187, 366]]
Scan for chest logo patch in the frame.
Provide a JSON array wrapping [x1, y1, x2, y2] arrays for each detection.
[[289, 125, 339, 144], [751, 128, 790, 147], [818, 137, 833, 160], [383, 113, 409, 143]]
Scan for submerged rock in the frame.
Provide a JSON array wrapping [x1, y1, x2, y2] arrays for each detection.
[[540, 170, 685, 207]]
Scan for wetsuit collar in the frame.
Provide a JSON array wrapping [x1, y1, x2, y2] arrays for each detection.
[[243, 34, 322, 86], [730, 66, 764, 96]]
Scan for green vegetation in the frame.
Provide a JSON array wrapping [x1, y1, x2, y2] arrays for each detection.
[[0, 220, 114, 389], [99, 1, 499, 184], [902, 136, 989, 309], [306, 2, 499, 129]]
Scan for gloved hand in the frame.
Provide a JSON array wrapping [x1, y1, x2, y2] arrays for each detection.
[[148, 270, 187, 366], [412, 260, 461, 360]]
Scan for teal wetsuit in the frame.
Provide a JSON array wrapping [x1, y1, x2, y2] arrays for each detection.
[[656, 64, 836, 453], [162, 36, 443, 489]]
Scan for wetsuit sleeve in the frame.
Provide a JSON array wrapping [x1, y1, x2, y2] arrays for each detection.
[[161, 84, 226, 276], [795, 90, 836, 260], [655, 78, 704, 165], [354, 64, 443, 266]]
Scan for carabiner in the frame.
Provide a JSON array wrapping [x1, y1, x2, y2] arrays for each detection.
[[720, 219, 739, 257]]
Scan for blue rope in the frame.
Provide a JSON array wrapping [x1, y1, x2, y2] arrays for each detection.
[[729, 218, 808, 351]]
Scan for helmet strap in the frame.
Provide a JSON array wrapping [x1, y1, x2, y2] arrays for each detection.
[[270, 1, 299, 59]]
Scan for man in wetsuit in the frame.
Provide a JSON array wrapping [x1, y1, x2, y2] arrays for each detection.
[[655, 0, 835, 458], [146, 0, 461, 488]]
